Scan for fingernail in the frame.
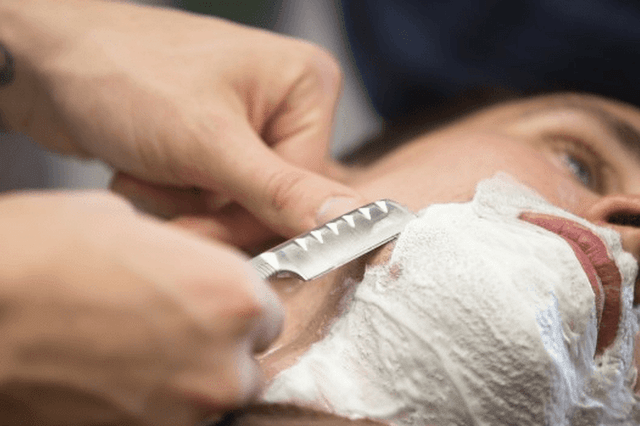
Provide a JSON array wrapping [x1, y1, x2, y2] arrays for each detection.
[[316, 196, 360, 226]]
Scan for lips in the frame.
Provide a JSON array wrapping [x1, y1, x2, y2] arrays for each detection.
[[519, 212, 622, 355]]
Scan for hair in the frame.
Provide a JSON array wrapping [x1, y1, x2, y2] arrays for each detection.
[[338, 86, 526, 166]]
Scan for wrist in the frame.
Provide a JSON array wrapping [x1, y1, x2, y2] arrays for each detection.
[[0, 3, 39, 133], [0, 0, 82, 134], [0, 0, 102, 151]]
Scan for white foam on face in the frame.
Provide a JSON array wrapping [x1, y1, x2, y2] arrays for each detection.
[[262, 174, 640, 425]]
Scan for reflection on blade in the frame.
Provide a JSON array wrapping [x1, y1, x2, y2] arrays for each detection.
[[250, 200, 416, 281]]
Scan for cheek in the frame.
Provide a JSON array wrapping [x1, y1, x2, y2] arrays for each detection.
[[353, 138, 504, 210], [352, 133, 596, 216], [553, 178, 586, 213], [492, 146, 598, 216]]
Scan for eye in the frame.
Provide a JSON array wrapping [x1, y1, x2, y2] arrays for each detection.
[[546, 134, 605, 193], [560, 152, 594, 188]]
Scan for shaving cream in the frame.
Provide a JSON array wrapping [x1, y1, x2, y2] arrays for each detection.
[[263, 174, 640, 425]]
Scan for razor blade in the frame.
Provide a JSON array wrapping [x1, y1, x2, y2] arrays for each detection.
[[250, 200, 416, 281]]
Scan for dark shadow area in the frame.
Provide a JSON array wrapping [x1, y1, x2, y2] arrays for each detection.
[[174, 0, 283, 29]]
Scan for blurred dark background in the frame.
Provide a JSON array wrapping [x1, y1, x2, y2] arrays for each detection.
[[174, 0, 283, 28], [4, 0, 640, 190]]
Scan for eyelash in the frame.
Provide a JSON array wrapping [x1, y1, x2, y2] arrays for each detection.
[[544, 133, 606, 193]]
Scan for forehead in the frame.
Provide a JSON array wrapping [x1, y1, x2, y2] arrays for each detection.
[[455, 93, 640, 172], [467, 93, 640, 132]]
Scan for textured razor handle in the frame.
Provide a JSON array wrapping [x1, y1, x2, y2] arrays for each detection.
[[251, 256, 278, 280], [250, 200, 415, 281]]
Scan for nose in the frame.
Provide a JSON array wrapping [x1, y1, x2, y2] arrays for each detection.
[[585, 195, 640, 305]]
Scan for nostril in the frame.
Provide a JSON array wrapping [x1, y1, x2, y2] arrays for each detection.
[[607, 212, 640, 228]]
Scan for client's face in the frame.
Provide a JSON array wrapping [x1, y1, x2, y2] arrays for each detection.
[[257, 93, 640, 424]]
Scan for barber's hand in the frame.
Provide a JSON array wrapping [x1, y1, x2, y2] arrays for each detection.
[[0, 0, 364, 249], [0, 192, 283, 426]]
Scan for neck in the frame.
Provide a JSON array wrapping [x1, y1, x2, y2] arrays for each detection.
[[258, 256, 370, 381]]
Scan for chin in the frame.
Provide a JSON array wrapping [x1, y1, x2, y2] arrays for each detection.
[[262, 175, 640, 426]]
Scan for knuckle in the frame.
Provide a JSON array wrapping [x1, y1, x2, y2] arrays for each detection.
[[306, 45, 344, 93], [290, 42, 343, 95], [315, 49, 343, 82]]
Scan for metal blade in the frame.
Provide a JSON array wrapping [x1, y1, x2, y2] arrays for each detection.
[[250, 200, 416, 281]]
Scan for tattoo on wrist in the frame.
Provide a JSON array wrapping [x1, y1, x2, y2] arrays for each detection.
[[0, 43, 15, 87]]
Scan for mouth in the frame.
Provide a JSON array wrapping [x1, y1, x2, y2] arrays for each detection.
[[519, 212, 622, 355]]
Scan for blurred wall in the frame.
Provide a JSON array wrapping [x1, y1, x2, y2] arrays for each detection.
[[0, 133, 112, 192], [174, 0, 382, 157], [273, 0, 381, 157]]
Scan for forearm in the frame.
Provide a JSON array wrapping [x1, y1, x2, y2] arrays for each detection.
[[0, 1, 41, 134], [0, 0, 88, 141]]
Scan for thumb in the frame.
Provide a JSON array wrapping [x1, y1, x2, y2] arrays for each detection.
[[221, 149, 366, 238], [199, 125, 366, 237]]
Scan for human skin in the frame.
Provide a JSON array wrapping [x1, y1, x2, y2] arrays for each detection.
[[257, 93, 640, 399], [0, 0, 364, 243], [0, 191, 285, 426], [0, 3, 367, 421]]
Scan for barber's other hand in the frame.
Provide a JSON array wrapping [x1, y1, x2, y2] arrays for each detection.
[[0, 192, 283, 426], [0, 0, 364, 248]]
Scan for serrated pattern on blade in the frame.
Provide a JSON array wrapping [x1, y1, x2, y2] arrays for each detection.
[[294, 201, 388, 253], [295, 238, 308, 251], [375, 200, 389, 213], [327, 222, 340, 235], [310, 230, 324, 243], [342, 214, 356, 227], [250, 199, 415, 281], [358, 207, 372, 220]]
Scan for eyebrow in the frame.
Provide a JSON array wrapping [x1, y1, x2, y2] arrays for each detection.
[[541, 101, 640, 160]]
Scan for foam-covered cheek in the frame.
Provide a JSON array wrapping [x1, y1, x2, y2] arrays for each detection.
[[263, 200, 580, 424], [263, 174, 640, 425], [496, 218, 599, 341]]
